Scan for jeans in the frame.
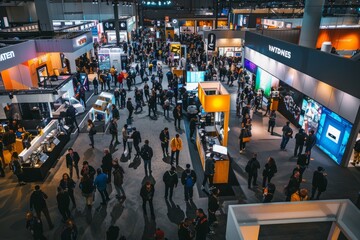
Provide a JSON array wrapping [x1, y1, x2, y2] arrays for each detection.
[[165, 185, 174, 199], [294, 144, 304, 156], [184, 186, 193, 201], [280, 136, 290, 150], [311, 186, 322, 200], [171, 150, 180, 166], [174, 118, 181, 129], [89, 134, 94, 147], [35, 207, 53, 228], [208, 210, 217, 226], [67, 189, 76, 207], [58, 207, 71, 221], [142, 198, 154, 216], [202, 174, 214, 187], [144, 160, 152, 175], [115, 185, 126, 197], [161, 142, 168, 156], [248, 173, 258, 187], [69, 165, 79, 179], [110, 133, 119, 145], [99, 189, 110, 204], [262, 175, 273, 188]]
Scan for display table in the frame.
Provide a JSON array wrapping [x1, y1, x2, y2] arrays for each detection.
[[19, 120, 70, 182], [196, 128, 230, 184]]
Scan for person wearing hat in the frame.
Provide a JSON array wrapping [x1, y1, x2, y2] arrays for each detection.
[[294, 128, 307, 157], [311, 167, 328, 200]]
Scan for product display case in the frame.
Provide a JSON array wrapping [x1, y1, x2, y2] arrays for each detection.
[[89, 92, 114, 125], [19, 120, 70, 182]]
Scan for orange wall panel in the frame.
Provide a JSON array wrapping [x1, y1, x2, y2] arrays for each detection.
[[316, 29, 360, 50]]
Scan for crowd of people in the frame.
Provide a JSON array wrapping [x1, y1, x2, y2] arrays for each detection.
[[0, 27, 332, 240]]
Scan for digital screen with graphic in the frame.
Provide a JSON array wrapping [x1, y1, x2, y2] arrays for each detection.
[[186, 71, 205, 91], [316, 107, 352, 165], [244, 59, 257, 74], [255, 68, 280, 97], [298, 97, 322, 134], [278, 81, 304, 126], [98, 54, 110, 70]]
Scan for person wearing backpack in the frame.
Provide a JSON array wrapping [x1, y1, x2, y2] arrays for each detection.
[[280, 121, 293, 151], [245, 153, 260, 189], [140, 140, 153, 176], [181, 164, 197, 202], [163, 166, 178, 200]]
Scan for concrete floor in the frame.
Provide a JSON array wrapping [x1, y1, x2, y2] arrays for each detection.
[[0, 63, 360, 240]]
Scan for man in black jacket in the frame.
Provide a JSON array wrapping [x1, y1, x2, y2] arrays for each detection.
[[159, 127, 170, 158], [246, 153, 260, 189], [65, 148, 80, 179], [181, 164, 197, 202], [194, 208, 209, 240], [111, 104, 120, 120], [178, 218, 194, 240], [56, 186, 71, 222], [102, 148, 113, 183], [310, 166, 328, 200], [208, 188, 220, 233], [285, 170, 301, 201], [305, 130, 316, 161], [30, 185, 54, 229], [173, 105, 182, 130], [66, 105, 79, 131], [140, 140, 153, 176], [294, 128, 307, 157], [131, 127, 142, 157], [201, 153, 215, 190], [109, 118, 120, 146], [140, 181, 155, 218], [126, 97, 134, 120], [163, 166, 178, 200]]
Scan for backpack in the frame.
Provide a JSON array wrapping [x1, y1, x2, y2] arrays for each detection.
[[141, 145, 152, 160], [185, 171, 193, 187]]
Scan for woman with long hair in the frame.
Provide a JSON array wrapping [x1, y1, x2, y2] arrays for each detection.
[[59, 173, 77, 209]]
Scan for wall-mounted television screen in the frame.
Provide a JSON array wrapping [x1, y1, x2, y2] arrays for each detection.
[[186, 71, 205, 91], [255, 68, 280, 97]]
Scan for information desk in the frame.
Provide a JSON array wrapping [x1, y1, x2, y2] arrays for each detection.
[[19, 120, 70, 182], [196, 128, 230, 184]]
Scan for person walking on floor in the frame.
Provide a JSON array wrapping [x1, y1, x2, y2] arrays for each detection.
[[194, 208, 210, 240], [262, 157, 277, 188], [131, 127, 142, 158], [121, 124, 129, 152], [245, 153, 260, 189], [30, 185, 54, 230], [79, 174, 95, 209], [163, 166, 178, 200], [159, 127, 170, 158], [140, 140, 153, 176], [60, 219, 78, 240], [173, 105, 183, 130], [93, 77, 99, 95], [94, 168, 110, 205], [80, 161, 96, 180], [56, 187, 71, 223], [178, 218, 194, 240], [109, 118, 120, 146], [113, 161, 126, 200], [59, 173, 77, 209], [310, 166, 327, 200], [280, 121, 293, 151], [285, 170, 301, 201], [140, 181, 155, 218], [87, 119, 96, 149], [294, 128, 307, 157], [170, 134, 183, 167], [201, 153, 215, 190], [102, 148, 113, 183], [65, 148, 80, 180], [181, 164, 197, 202], [208, 188, 220, 235], [66, 105, 79, 132], [26, 211, 46, 240], [305, 129, 316, 161], [268, 110, 276, 135], [126, 98, 134, 120]]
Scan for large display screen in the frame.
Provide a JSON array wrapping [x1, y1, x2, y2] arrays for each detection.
[[298, 97, 322, 134], [186, 71, 205, 91], [98, 54, 110, 70], [255, 68, 280, 97], [278, 81, 304, 127], [244, 59, 257, 74], [316, 107, 353, 165]]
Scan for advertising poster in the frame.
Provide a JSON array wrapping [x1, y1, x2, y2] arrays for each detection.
[[298, 97, 322, 134], [186, 71, 205, 91], [207, 33, 216, 51], [255, 68, 280, 97], [244, 59, 257, 74], [278, 81, 304, 126], [170, 42, 181, 59], [98, 54, 111, 70], [316, 107, 352, 165]]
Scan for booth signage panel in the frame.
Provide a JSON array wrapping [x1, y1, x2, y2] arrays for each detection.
[[245, 32, 360, 99], [0, 40, 37, 72], [207, 33, 216, 51], [204, 95, 231, 112]]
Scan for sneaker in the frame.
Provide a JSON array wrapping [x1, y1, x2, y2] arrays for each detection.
[[208, 230, 216, 235], [201, 185, 205, 190]]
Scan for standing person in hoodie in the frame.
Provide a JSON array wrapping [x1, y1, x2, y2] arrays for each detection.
[[163, 166, 178, 200]]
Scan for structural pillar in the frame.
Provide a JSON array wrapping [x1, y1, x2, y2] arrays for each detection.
[[34, 0, 54, 32], [114, 2, 121, 46], [298, 0, 325, 48]]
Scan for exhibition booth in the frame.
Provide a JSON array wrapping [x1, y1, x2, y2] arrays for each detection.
[[98, 46, 126, 71], [101, 17, 135, 44], [244, 32, 360, 167], [196, 82, 230, 184], [203, 30, 245, 58]]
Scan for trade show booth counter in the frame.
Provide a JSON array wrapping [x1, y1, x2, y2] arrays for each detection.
[[196, 82, 231, 184], [19, 120, 70, 182]]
